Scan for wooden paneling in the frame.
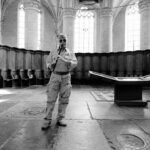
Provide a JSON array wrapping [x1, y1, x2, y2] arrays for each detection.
[[16, 48, 25, 70], [125, 52, 134, 76], [1, 45, 150, 87], [8, 47, 16, 70], [34, 51, 42, 70], [135, 51, 143, 76], [25, 50, 32, 70], [31, 50, 35, 70], [108, 53, 117, 76], [100, 53, 108, 74], [145, 50, 150, 74], [74, 53, 84, 81], [92, 53, 100, 72], [83, 53, 92, 81], [143, 50, 149, 75], [0, 46, 7, 70], [117, 52, 125, 77]]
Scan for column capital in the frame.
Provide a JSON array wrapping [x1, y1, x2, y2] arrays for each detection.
[[139, 0, 150, 12], [98, 8, 113, 17], [22, 0, 41, 12], [63, 8, 76, 18]]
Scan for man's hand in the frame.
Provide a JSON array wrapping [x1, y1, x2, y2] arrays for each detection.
[[58, 55, 71, 64]]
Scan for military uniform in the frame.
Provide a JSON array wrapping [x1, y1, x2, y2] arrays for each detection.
[[42, 45, 77, 129]]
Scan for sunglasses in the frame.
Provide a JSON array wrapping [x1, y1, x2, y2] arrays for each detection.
[[59, 39, 66, 43]]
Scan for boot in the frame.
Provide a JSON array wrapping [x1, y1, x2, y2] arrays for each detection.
[[41, 119, 51, 130], [56, 119, 67, 127]]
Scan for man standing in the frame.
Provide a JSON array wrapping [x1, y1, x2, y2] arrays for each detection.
[[41, 34, 77, 130]]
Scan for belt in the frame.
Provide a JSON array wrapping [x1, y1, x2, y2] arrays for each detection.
[[53, 71, 69, 75]]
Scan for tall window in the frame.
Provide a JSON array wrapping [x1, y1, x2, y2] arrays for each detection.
[[37, 12, 41, 50], [125, 2, 140, 51], [74, 8, 95, 53], [18, 2, 42, 50], [18, 4, 25, 48]]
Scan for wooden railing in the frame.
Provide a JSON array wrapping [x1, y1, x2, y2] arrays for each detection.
[[0, 45, 150, 87]]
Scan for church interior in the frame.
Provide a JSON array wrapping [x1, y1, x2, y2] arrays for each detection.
[[0, 0, 150, 149]]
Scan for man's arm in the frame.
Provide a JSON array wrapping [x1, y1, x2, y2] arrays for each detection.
[[68, 52, 77, 71], [57, 50, 78, 71], [46, 51, 57, 71]]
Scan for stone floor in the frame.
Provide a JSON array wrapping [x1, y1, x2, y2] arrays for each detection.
[[0, 84, 150, 150]]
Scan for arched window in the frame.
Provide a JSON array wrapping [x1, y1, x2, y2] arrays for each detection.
[[18, 3, 25, 48], [37, 12, 41, 50], [17, 1, 42, 50], [125, 2, 140, 51], [74, 7, 95, 53]]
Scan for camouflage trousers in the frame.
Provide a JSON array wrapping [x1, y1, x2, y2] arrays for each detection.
[[44, 72, 72, 121]]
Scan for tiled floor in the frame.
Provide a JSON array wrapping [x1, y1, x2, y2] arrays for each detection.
[[0, 85, 150, 150]]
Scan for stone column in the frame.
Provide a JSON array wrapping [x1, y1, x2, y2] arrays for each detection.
[[63, 9, 76, 51], [0, 1, 2, 45], [139, 0, 150, 50], [98, 8, 113, 53], [23, 0, 41, 50]]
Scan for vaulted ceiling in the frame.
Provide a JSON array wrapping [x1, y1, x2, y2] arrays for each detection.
[[41, 0, 135, 19], [0, 0, 135, 18], [44, 0, 133, 9], [0, 0, 134, 10]]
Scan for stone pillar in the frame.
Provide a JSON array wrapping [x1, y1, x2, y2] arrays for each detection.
[[139, 0, 150, 50], [63, 9, 76, 51], [0, 1, 2, 45], [99, 8, 113, 53], [23, 0, 41, 50]]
